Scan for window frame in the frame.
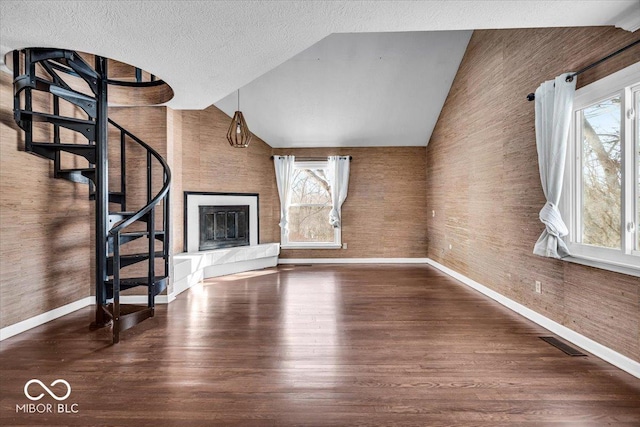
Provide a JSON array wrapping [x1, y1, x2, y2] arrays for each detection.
[[560, 61, 640, 277], [280, 160, 342, 249]]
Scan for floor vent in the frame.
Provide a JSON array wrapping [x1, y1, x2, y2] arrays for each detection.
[[540, 336, 587, 356]]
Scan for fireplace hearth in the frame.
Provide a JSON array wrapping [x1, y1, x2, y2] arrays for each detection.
[[199, 205, 249, 250]]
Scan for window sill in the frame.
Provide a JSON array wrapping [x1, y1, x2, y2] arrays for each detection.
[[562, 254, 640, 278], [280, 244, 342, 250]]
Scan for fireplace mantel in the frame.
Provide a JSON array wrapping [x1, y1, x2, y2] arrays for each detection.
[[184, 192, 259, 253]]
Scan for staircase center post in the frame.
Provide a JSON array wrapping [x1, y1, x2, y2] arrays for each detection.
[[94, 55, 110, 326]]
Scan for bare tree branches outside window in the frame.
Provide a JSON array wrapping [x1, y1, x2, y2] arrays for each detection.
[[288, 168, 334, 243], [580, 95, 621, 249]]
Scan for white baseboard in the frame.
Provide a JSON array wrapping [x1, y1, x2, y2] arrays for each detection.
[[0, 292, 176, 342], [425, 258, 640, 379], [279, 258, 430, 264], [0, 296, 94, 341]]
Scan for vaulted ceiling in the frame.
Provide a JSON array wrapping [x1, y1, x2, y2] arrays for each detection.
[[1, 1, 637, 147], [214, 31, 472, 147]]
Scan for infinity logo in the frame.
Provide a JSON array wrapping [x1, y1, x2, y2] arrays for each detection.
[[24, 379, 71, 401]]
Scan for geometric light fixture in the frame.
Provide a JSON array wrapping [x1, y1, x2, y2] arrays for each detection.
[[226, 89, 252, 148]]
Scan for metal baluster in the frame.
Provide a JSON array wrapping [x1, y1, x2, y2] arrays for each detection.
[[147, 153, 155, 312], [120, 130, 126, 211], [24, 50, 34, 152], [93, 55, 109, 327], [113, 232, 121, 344]]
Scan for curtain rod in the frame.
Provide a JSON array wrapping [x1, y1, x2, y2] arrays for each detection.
[[270, 155, 353, 161], [526, 38, 640, 102]]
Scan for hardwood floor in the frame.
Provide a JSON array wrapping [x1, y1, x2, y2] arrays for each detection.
[[1, 264, 639, 426]]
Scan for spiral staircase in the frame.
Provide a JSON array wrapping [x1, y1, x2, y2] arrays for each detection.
[[11, 48, 171, 343]]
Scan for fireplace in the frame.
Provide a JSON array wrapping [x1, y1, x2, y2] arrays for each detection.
[[184, 192, 259, 253], [199, 205, 249, 250]]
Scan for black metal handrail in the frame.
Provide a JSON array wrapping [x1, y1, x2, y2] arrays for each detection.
[[107, 118, 171, 235], [43, 56, 167, 88], [105, 79, 167, 88], [108, 118, 170, 342]]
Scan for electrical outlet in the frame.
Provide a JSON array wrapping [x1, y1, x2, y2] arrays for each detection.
[[448, 244, 453, 250], [535, 280, 542, 294], [342, 243, 348, 249], [432, 210, 436, 217]]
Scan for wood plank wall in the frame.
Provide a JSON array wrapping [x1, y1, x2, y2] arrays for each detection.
[[0, 72, 92, 329], [167, 108, 183, 255], [272, 147, 428, 259], [426, 27, 640, 362]]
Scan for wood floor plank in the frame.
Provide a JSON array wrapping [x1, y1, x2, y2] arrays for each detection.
[[1, 264, 639, 426]]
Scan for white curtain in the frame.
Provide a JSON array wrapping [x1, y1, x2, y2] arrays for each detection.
[[327, 156, 350, 228], [274, 155, 296, 234], [533, 73, 576, 258]]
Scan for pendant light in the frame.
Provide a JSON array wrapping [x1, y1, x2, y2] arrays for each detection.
[[226, 89, 252, 148]]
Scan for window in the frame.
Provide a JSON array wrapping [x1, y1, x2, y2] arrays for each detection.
[[561, 62, 640, 275], [281, 160, 341, 249]]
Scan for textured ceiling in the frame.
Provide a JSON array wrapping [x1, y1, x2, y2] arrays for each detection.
[[1, 0, 636, 110], [0, 1, 637, 148]]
